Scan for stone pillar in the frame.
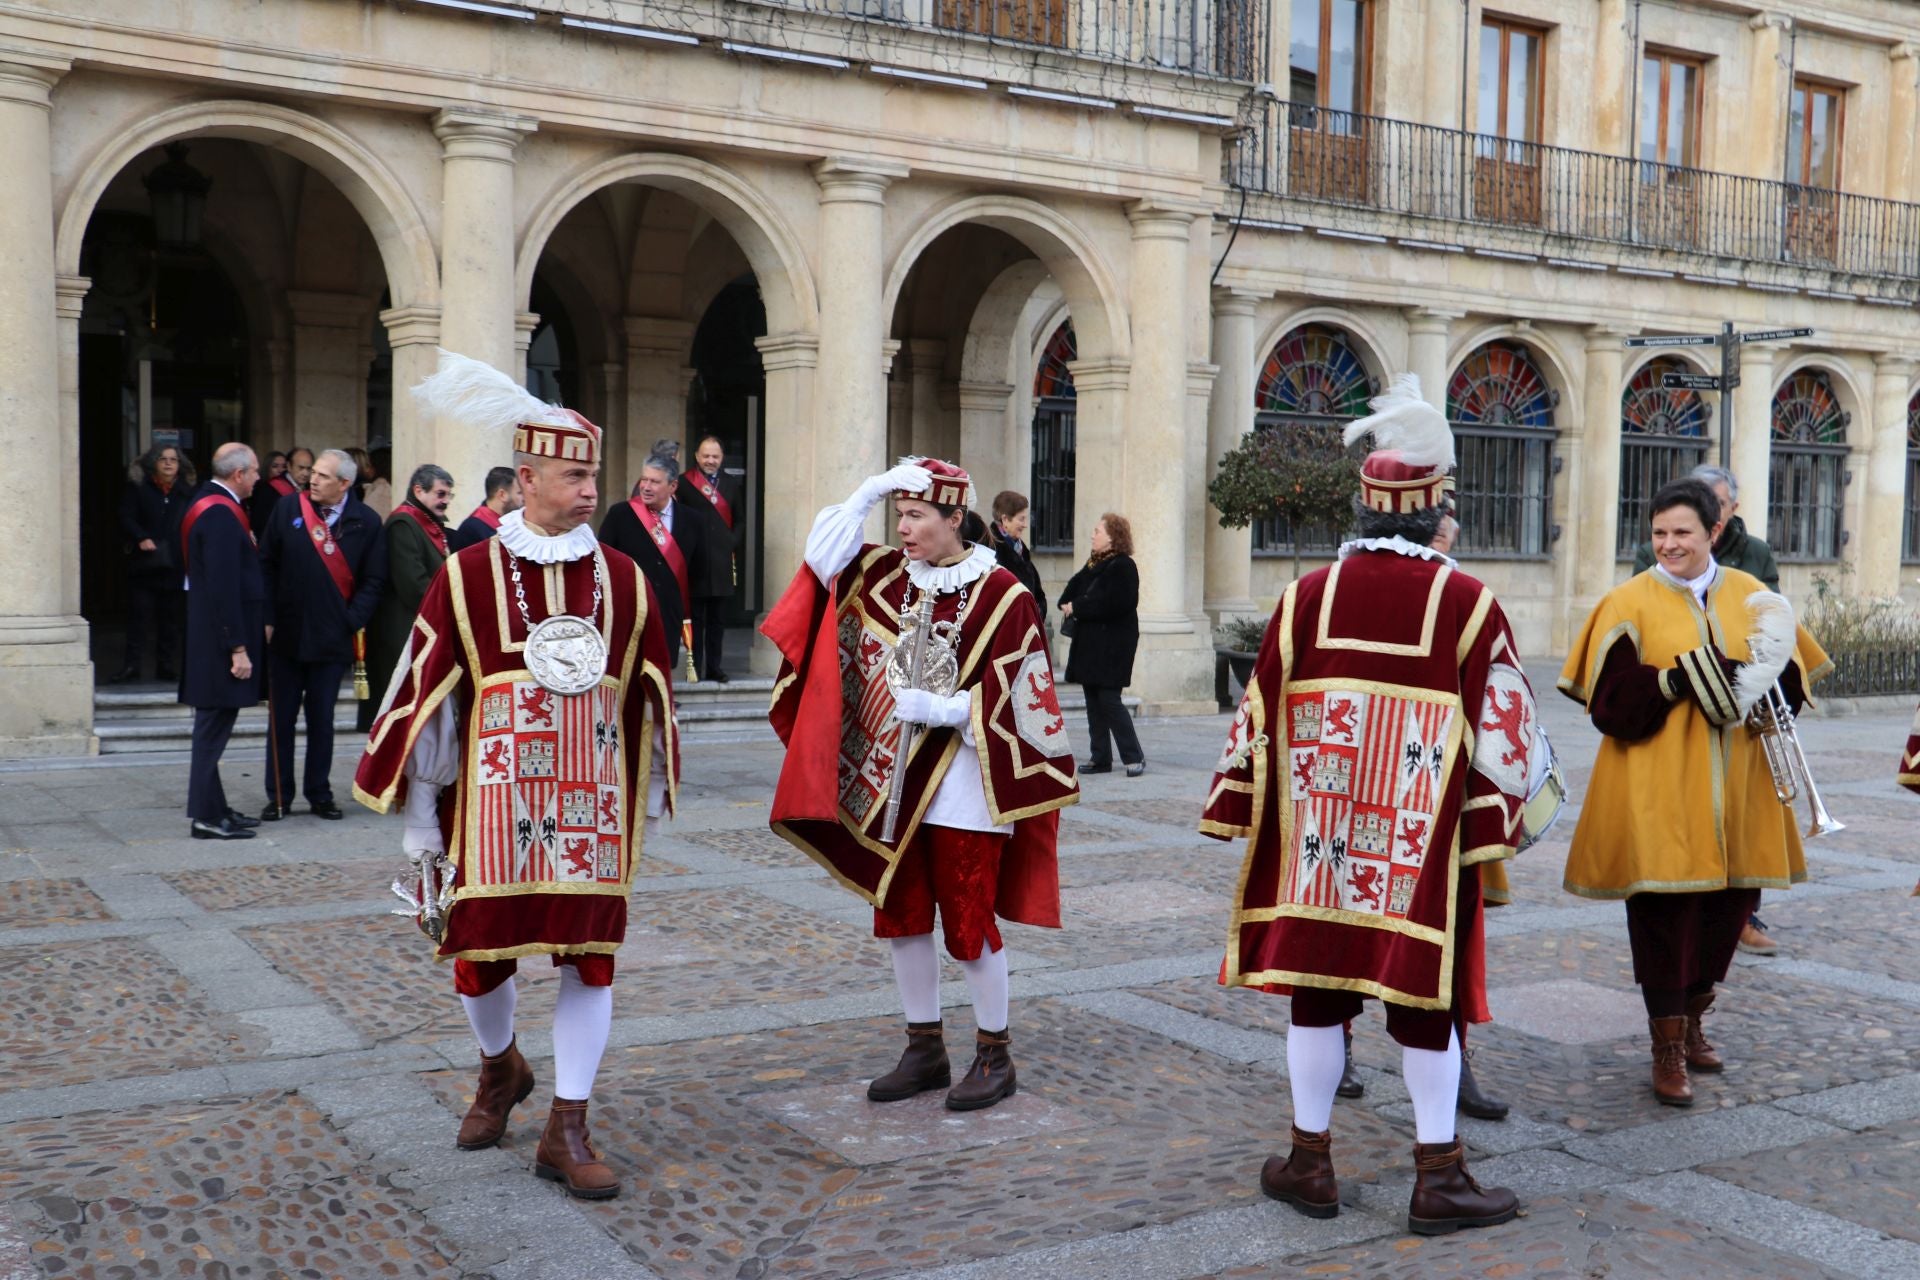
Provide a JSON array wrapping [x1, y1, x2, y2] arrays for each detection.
[[56, 274, 88, 614], [1860, 357, 1913, 597], [1573, 329, 1630, 616], [812, 157, 908, 538], [379, 305, 443, 493], [1592, 0, 1633, 154], [904, 338, 954, 463], [1205, 289, 1261, 619], [1889, 45, 1920, 203], [1122, 201, 1211, 712], [1730, 346, 1778, 540], [431, 108, 536, 501], [1406, 308, 1461, 408], [623, 316, 695, 503], [750, 332, 819, 674], [0, 53, 91, 756], [956, 380, 1016, 505], [288, 290, 372, 449], [1742, 15, 1793, 182]]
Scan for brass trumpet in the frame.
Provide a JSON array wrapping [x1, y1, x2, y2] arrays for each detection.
[[1746, 682, 1844, 838]]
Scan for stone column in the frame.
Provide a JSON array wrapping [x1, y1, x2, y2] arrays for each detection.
[[431, 108, 535, 501], [956, 380, 1016, 505], [379, 304, 443, 492], [1573, 329, 1630, 617], [288, 290, 372, 448], [623, 316, 694, 502], [1591, 0, 1633, 154], [1122, 201, 1212, 712], [750, 332, 819, 674], [1205, 289, 1260, 619], [1730, 345, 1778, 540], [0, 53, 91, 756], [1406, 308, 1461, 408], [1860, 357, 1914, 597], [1742, 15, 1793, 182], [812, 157, 908, 538], [56, 274, 88, 614], [1889, 45, 1920, 203]]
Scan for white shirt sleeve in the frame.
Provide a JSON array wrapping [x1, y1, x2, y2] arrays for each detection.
[[804, 502, 869, 588], [646, 715, 668, 819]]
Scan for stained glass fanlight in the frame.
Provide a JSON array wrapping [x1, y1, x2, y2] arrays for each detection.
[[1622, 359, 1709, 436], [1907, 388, 1920, 449], [1447, 342, 1555, 427], [1256, 324, 1375, 416], [1771, 370, 1848, 444], [1033, 321, 1076, 399]]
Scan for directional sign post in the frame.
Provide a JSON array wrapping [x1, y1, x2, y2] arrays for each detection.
[[1625, 323, 1813, 468]]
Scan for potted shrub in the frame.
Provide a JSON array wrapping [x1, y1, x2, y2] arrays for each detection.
[[1214, 614, 1267, 691], [1208, 426, 1360, 581]]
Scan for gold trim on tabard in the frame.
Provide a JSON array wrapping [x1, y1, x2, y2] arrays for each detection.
[[979, 610, 1078, 815], [442, 939, 620, 965], [359, 614, 462, 809], [1561, 870, 1807, 901], [1314, 559, 1448, 657], [1455, 586, 1494, 666]]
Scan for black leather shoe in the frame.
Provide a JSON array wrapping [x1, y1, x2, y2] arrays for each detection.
[[1125, 762, 1146, 778], [311, 800, 345, 821], [709, 670, 730, 684], [107, 667, 139, 684], [1080, 759, 1113, 774], [224, 809, 262, 830], [192, 818, 255, 840], [259, 802, 290, 822]]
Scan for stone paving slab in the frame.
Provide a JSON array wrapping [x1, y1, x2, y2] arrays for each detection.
[[1700, 1112, 1920, 1245]]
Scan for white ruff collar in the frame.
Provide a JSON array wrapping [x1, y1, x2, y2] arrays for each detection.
[[1337, 535, 1457, 570], [904, 541, 996, 593], [498, 509, 599, 565]]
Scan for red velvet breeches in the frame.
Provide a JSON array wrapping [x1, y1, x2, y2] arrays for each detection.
[[874, 823, 1007, 961], [454, 953, 615, 996]]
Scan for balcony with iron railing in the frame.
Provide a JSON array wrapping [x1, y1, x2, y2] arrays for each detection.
[[1229, 102, 1920, 290]]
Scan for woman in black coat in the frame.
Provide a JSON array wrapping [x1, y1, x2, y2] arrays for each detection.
[[112, 444, 195, 683], [990, 490, 1049, 623], [1058, 512, 1142, 776]]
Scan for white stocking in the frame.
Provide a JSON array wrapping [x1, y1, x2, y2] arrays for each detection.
[[1402, 1026, 1462, 1144], [460, 977, 517, 1057], [957, 944, 1010, 1034], [1286, 1022, 1347, 1134], [551, 965, 613, 1101], [889, 934, 942, 1024]]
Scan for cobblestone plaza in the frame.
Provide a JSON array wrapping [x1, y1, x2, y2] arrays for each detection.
[[1, 680, 1917, 1279]]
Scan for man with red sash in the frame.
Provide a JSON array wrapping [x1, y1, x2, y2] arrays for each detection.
[[180, 443, 269, 840], [599, 444, 704, 675], [258, 448, 386, 821], [452, 466, 522, 551], [678, 435, 744, 683], [355, 352, 679, 1201], [1200, 375, 1529, 1235], [249, 447, 303, 533], [361, 463, 454, 732], [764, 458, 1078, 1111]]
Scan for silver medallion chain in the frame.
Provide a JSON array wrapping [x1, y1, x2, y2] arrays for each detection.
[[508, 548, 602, 632]]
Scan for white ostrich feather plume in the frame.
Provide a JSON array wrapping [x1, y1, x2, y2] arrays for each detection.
[[1341, 373, 1455, 470], [1735, 590, 1797, 714], [411, 349, 570, 434]]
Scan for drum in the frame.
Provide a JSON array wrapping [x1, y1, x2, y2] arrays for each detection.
[[1517, 725, 1568, 853]]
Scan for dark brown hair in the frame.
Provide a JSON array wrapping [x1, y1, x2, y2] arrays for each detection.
[[991, 490, 1029, 521], [1093, 511, 1133, 561]]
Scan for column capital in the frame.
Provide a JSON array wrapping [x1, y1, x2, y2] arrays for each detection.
[[1405, 306, 1464, 334], [1749, 12, 1791, 34], [754, 332, 819, 371], [955, 380, 1015, 411], [1125, 200, 1202, 239], [1585, 323, 1637, 349], [1211, 287, 1262, 319], [1187, 361, 1220, 396], [431, 108, 537, 161], [880, 337, 903, 376], [380, 304, 443, 348], [0, 50, 69, 109], [1893, 41, 1920, 62], [813, 157, 909, 202], [1873, 354, 1917, 381], [513, 309, 541, 354], [1066, 357, 1129, 392], [54, 274, 89, 322]]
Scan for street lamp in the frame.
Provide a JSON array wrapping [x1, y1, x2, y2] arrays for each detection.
[[143, 143, 212, 249]]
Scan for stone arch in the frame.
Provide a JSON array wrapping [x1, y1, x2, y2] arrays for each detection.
[[959, 259, 1055, 388], [1772, 353, 1867, 441], [1448, 323, 1580, 425], [56, 99, 438, 310], [883, 194, 1128, 363], [1257, 305, 1393, 387], [517, 153, 817, 338]]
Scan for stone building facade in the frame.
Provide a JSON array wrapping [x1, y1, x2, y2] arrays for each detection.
[[1, 0, 1917, 755]]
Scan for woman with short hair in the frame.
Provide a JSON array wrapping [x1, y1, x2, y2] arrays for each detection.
[[113, 444, 196, 683], [1059, 513, 1143, 776], [989, 490, 1049, 625]]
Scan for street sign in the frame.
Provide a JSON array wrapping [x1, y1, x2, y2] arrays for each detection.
[[1661, 372, 1724, 391], [1623, 334, 1719, 348], [1738, 326, 1815, 344]]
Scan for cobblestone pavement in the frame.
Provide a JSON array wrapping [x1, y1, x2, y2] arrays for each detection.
[[2, 673, 1918, 1279]]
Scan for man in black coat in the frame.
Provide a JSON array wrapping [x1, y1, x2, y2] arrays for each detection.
[[600, 449, 703, 672], [258, 448, 387, 821], [179, 443, 269, 839], [677, 436, 744, 681], [450, 465, 521, 551]]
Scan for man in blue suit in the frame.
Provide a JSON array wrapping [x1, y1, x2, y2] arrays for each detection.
[[258, 448, 387, 821], [179, 442, 268, 840]]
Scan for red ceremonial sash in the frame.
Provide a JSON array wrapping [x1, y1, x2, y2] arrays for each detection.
[[393, 502, 450, 556], [299, 492, 355, 599], [693, 471, 733, 529], [469, 504, 502, 531], [629, 499, 690, 609], [270, 476, 296, 498], [181, 492, 254, 553]]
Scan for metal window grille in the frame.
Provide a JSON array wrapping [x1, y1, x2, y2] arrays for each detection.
[[1447, 343, 1557, 558], [1617, 359, 1709, 556], [1249, 415, 1354, 555], [1769, 370, 1848, 562], [1905, 391, 1920, 564], [1028, 321, 1077, 553]]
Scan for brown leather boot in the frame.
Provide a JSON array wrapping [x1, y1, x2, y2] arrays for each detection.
[[533, 1098, 620, 1200], [945, 1028, 1016, 1111], [455, 1038, 535, 1150], [1335, 1029, 1364, 1099], [1684, 992, 1724, 1073], [1457, 1048, 1510, 1121], [1259, 1125, 1339, 1219], [867, 1021, 951, 1102], [1649, 1015, 1693, 1106], [1407, 1141, 1520, 1235]]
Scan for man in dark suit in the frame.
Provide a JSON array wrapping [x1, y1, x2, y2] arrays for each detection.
[[599, 448, 702, 672], [360, 462, 454, 731], [677, 436, 744, 682], [450, 465, 521, 551], [249, 446, 307, 534], [258, 448, 387, 821], [179, 442, 268, 840]]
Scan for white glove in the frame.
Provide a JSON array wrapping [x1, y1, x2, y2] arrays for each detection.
[[892, 687, 972, 729], [402, 780, 444, 855], [853, 463, 933, 513], [403, 824, 444, 857]]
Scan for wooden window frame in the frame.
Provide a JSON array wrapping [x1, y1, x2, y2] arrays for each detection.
[[1480, 15, 1547, 144], [1294, 0, 1374, 115], [1641, 46, 1705, 170], [1789, 76, 1846, 191]]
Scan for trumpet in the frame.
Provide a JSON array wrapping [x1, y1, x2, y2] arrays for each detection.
[[1746, 682, 1844, 838]]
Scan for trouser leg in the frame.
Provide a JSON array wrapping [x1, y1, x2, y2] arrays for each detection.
[[187, 706, 238, 821], [264, 649, 303, 805], [1625, 891, 1697, 1018], [123, 577, 154, 672], [301, 660, 347, 803], [157, 589, 184, 675], [1081, 683, 1112, 766], [1099, 685, 1143, 766]]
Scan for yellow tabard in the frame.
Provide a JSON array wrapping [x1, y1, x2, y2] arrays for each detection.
[[1557, 567, 1831, 899]]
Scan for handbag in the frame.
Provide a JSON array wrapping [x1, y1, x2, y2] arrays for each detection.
[[1059, 613, 1077, 638]]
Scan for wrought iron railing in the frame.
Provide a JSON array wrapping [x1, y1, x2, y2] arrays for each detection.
[[1231, 104, 1920, 279], [1817, 647, 1920, 698]]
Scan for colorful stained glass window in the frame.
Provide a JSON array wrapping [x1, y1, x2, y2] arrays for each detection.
[[1032, 320, 1076, 399], [1256, 324, 1374, 416], [1769, 368, 1847, 560], [1446, 342, 1556, 556], [1446, 342, 1554, 428], [1770, 370, 1848, 444], [1617, 359, 1709, 556], [1622, 359, 1709, 436], [1907, 390, 1920, 563]]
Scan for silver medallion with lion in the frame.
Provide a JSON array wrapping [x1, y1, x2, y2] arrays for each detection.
[[525, 614, 608, 695]]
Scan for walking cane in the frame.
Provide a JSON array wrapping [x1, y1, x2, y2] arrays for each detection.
[[264, 656, 285, 817]]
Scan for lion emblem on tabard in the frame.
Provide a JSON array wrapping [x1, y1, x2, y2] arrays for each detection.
[[1011, 650, 1071, 758]]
